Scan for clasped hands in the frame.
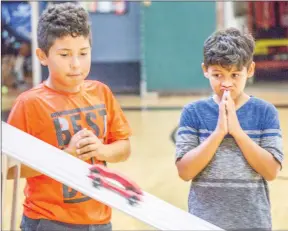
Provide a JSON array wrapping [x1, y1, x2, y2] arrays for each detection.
[[64, 129, 106, 161], [216, 90, 242, 138]]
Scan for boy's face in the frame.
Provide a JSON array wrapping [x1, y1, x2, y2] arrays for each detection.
[[202, 63, 255, 100], [37, 35, 91, 90]]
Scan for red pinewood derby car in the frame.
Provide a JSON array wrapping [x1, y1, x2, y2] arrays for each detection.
[[88, 164, 143, 205]]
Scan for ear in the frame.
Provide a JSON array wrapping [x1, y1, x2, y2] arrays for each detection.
[[247, 61, 255, 79], [202, 63, 209, 79], [36, 48, 48, 66]]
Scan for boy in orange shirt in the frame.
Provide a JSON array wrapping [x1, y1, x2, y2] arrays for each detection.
[[7, 3, 132, 231]]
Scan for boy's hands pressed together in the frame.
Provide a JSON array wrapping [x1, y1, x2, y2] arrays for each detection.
[[216, 95, 228, 137], [223, 90, 242, 137]]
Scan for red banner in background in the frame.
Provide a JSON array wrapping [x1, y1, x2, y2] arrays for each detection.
[[280, 2, 288, 28], [248, 1, 288, 70], [254, 2, 275, 30]]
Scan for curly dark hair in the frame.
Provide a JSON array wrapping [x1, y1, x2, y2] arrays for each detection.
[[203, 27, 255, 70], [37, 2, 91, 55]]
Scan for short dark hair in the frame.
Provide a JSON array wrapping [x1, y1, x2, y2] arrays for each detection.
[[37, 2, 91, 55], [203, 27, 255, 70]]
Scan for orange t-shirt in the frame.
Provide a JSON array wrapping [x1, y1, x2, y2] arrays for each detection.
[[7, 80, 132, 225]]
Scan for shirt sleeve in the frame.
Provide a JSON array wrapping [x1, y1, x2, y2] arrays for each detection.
[[260, 103, 284, 168], [7, 98, 33, 135], [105, 88, 132, 144], [175, 105, 199, 162]]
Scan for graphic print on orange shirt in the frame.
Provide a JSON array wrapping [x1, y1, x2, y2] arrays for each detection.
[[51, 104, 107, 204]]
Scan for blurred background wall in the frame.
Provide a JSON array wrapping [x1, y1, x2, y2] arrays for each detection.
[[2, 1, 288, 100]]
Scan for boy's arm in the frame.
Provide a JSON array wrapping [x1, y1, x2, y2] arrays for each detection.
[[75, 85, 132, 163], [226, 94, 283, 181], [7, 165, 42, 179], [176, 102, 227, 181], [104, 88, 132, 163], [230, 104, 283, 181], [176, 130, 225, 181], [69, 129, 131, 163], [6, 99, 43, 179], [232, 131, 281, 181], [95, 139, 131, 163]]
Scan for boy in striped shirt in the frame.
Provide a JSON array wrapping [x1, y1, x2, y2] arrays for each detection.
[[175, 27, 284, 230]]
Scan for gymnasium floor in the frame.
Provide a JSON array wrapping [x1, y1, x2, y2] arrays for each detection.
[[2, 86, 288, 230]]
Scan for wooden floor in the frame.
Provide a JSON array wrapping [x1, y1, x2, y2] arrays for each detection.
[[2, 89, 288, 230]]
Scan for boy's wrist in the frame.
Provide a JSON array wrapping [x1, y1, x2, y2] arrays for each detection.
[[213, 129, 226, 139], [231, 128, 246, 140], [96, 144, 110, 161], [63, 147, 77, 157]]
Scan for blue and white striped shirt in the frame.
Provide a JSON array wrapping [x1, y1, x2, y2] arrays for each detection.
[[176, 96, 283, 230]]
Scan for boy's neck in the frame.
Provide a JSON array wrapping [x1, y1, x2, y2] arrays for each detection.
[[45, 77, 82, 94]]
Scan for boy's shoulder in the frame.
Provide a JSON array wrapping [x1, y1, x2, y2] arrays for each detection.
[[83, 80, 113, 96], [247, 96, 278, 115], [249, 96, 275, 107], [183, 97, 214, 112], [14, 83, 47, 103], [16, 80, 114, 101]]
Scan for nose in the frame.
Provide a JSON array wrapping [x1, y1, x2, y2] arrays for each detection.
[[70, 56, 80, 69], [221, 79, 233, 89]]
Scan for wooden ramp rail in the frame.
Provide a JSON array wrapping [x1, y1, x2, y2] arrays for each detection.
[[2, 121, 223, 231]]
